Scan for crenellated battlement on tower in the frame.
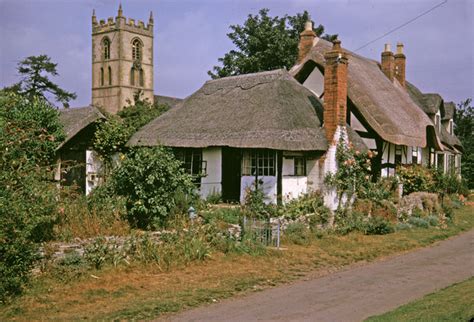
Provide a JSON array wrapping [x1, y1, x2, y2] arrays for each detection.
[[92, 4, 153, 36]]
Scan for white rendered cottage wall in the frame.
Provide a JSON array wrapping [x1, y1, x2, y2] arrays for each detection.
[[282, 157, 307, 202], [200, 147, 222, 198], [240, 176, 277, 204], [85, 150, 103, 195], [302, 67, 324, 97]]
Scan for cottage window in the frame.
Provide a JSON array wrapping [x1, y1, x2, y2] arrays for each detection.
[[175, 148, 206, 178], [437, 153, 445, 171], [395, 145, 402, 166], [294, 157, 306, 176], [242, 149, 276, 176], [448, 155, 455, 174], [102, 38, 110, 60], [132, 39, 142, 61], [412, 147, 418, 164]]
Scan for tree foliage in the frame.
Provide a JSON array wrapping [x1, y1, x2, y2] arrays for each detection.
[[93, 99, 169, 166], [0, 92, 64, 302], [109, 147, 195, 229], [208, 9, 337, 79], [8, 55, 77, 106], [454, 98, 473, 188]]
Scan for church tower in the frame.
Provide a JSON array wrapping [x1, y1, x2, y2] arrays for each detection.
[[91, 5, 154, 114]]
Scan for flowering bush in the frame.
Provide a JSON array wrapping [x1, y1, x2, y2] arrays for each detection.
[[324, 133, 375, 207]]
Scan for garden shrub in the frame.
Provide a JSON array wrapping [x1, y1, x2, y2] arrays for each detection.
[[283, 192, 330, 225], [363, 216, 394, 235], [408, 217, 430, 228], [334, 210, 366, 235], [110, 147, 196, 229], [0, 93, 64, 302], [426, 215, 439, 226], [284, 222, 311, 245], [395, 222, 412, 231], [202, 207, 242, 225], [243, 180, 268, 217], [442, 203, 455, 221], [397, 165, 435, 195], [206, 191, 222, 204]]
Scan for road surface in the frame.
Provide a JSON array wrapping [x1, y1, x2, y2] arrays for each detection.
[[165, 229, 474, 322]]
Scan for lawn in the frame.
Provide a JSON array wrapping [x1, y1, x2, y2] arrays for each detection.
[[366, 277, 474, 321], [1, 202, 472, 320]]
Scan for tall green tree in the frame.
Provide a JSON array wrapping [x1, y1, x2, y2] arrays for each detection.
[[11, 55, 77, 106], [208, 9, 337, 79], [454, 98, 473, 188], [0, 92, 65, 301]]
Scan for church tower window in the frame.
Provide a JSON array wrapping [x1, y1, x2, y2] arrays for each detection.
[[139, 69, 144, 87], [132, 39, 142, 61], [102, 38, 111, 60], [130, 68, 135, 86], [108, 66, 112, 85], [100, 67, 104, 86]]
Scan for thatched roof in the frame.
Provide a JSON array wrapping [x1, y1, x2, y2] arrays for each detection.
[[291, 39, 437, 148], [129, 69, 328, 151], [438, 124, 462, 151], [443, 102, 455, 121], [58, 106, 105, 149], [405, 82, 461, 151], [406, 82, 445, 116], [154, 95, 183, 108]]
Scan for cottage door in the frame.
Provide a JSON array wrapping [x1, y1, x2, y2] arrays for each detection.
[[222, 147, 241, 203]]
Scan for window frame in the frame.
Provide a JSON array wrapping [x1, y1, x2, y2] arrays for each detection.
[[294, 157, 306, 176], [100, 67, 104, 86], [174, 148, 206, 183], [132, 39, 142, 61], [241, 149, 276, 177], [412, 147, 418, 164], [108, 66, 112, 85], [102, 37, 111, 60]]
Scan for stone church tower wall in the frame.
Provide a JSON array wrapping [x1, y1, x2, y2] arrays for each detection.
[[91, 5, 154, 114]]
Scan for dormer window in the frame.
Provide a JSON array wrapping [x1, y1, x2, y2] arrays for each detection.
[[102, 38, 110, 60], [132, 39, 142, 61]]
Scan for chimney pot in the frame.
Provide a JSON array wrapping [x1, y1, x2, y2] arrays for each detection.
[[384, 43, 391, 52], [396, 42, 404, 54], [297, 19, 317, 63], [394, 42, 406, 88]]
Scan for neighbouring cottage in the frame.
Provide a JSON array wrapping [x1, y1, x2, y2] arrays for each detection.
[[55, 106, 105, 195], [60, 7, 462, 204]]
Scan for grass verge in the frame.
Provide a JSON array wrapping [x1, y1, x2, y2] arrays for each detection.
[[366, 277, 474, 321], [1, 203, 472, 320]]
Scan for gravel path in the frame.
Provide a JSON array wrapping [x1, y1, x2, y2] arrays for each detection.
[[165, 229, 474, 322]]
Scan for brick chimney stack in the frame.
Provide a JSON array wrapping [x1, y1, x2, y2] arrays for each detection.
[[381, 43, 395, 81], [323, 40, 349, 142], [394, 42, 406, 88], [298, 20, 317, 63]]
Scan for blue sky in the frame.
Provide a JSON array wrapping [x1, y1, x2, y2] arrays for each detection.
[[0, 0, 472, 107]]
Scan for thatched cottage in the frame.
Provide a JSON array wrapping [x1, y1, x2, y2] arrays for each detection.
[[61, 8, 462, 205], [128, 21, 462, 206]]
